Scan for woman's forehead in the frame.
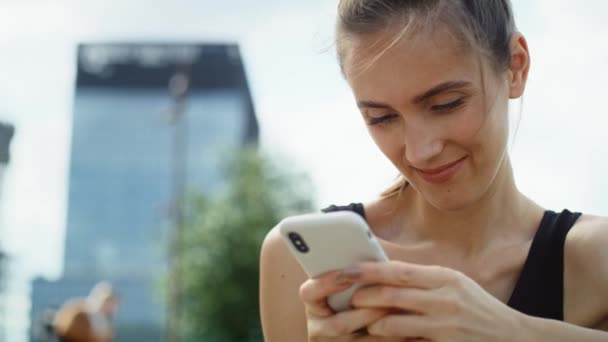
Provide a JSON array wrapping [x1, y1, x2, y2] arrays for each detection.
[[344, 27, 483, 102]]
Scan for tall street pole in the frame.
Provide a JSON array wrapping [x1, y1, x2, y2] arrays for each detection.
[[166, 66, 190, 342]]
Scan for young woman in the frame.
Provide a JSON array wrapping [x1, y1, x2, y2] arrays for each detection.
[[260, 1, 608, 340]]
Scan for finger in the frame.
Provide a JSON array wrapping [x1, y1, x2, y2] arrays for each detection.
[[351, 285, 437, 314], [308, 308, 388, 337], [338, 261, 454, 289], [368, 313, 435, 339], [300, 273, 354, 317]]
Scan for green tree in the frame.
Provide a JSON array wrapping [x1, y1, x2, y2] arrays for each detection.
[[175, 147, 315, 341]]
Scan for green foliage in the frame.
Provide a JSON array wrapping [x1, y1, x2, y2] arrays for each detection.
[[176, 147, 315, 341]]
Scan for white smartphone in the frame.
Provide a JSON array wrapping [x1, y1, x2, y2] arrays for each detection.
[[278, 211, 389, 312]]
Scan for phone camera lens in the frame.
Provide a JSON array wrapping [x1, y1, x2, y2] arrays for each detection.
[[288, 232, 309, 253]]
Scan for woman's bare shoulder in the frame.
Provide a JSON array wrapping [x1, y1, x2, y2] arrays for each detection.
[[259, 225, 309, 341], [566, 213, 608, 263], [362, 195, 407, 234], [564, 213, 608, 328], [260, 226, 308, 287]]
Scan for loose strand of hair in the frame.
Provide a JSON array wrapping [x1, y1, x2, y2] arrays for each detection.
[[348, 16, 418, 80]]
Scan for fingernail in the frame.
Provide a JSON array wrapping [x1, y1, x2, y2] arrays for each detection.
[[334, 273, 353, 286], [337, 266, 362, 283]]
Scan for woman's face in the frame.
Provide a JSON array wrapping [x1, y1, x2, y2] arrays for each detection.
[[344, 27, 517, 211]]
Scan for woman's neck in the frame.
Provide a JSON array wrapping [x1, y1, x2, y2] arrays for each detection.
[[400, 157, 542, 257]]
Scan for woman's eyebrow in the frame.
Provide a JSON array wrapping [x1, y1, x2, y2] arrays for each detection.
[[412, 80, 471, 104], [357, 100, 391, 109], [357, 80, 471, 109]]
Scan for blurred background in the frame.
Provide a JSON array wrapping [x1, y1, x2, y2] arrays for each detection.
[[0, 0, 607, 341]]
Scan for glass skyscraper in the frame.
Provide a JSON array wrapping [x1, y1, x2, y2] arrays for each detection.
[[30, 43, 258, 341]]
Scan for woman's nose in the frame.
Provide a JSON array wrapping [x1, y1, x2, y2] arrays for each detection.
[[403, 126, 444, 167]]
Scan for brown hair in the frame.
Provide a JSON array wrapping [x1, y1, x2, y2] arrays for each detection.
[[335, 0, 517, 197], [53, 300, 96, 342]]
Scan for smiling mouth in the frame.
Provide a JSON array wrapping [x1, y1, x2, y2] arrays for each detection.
[[416, 156, 468, 174], [413, 156, 468, 184]]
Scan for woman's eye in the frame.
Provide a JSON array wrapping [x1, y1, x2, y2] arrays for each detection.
[[368, 114, 398, 126], [431, 98, 465, 112]]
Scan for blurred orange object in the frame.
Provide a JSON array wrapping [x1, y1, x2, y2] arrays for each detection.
[[52, 282, 119, 342]]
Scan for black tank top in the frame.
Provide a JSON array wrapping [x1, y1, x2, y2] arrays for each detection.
[[322, 203, 582, 321]]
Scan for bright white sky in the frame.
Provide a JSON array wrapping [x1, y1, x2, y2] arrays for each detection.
[[0, 0, 607, 340]]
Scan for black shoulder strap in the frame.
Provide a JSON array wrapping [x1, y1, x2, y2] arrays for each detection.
[[321, 203, 366, 220], [507, 209, 582, 320]]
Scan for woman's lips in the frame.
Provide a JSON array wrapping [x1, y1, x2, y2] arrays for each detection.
[[414, 156, 468, 184]]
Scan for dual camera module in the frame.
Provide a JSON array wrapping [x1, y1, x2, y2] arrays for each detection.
[[287, 232, 309, 253]]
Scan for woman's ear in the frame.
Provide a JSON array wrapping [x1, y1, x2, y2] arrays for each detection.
[[507, 33, 530, 99]]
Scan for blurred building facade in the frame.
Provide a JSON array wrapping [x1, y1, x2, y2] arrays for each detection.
[[29, 43, 258, 341], [0, 123, 14, 197], [0, 122, 15, 342]]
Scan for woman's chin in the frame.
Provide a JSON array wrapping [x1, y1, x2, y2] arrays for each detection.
[[416, 184, 480, 212]]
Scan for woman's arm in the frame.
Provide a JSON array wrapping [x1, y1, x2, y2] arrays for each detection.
[[518, 314, 608, 341], [259, 226, 309, 342]]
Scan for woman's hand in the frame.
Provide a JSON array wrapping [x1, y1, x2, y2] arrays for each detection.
[[299, 271, 400, 341], [343, 261, 523, 342]]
